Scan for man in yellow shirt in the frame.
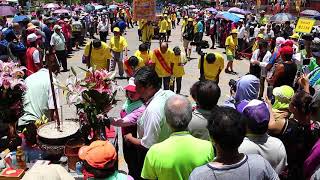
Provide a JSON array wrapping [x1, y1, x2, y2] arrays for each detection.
[[171, 13, 177, 29], [165, 14, 172, 42], [225, 29, 238, 75], [83, 39, 112, 70], [138, 19, 146, 41], [109, 27, 128, 78], [170, 47, 186, 94], [135, 43, 151, 65], [150, 42, 173, 90], [158, 15, 168, 43], [141, 21, 154, 48], [198, 52, 224, 83], [181, 16, 188, 33]]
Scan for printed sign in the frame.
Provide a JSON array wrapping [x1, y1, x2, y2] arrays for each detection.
[[295, 18, 316, 33]]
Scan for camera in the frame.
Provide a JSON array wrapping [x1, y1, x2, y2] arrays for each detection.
[[190, 40, 210, 49], [190, 40, 210, 55], [229, 79, 237, 93]]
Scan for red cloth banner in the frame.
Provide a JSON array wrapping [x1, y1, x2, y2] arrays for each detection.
[[133, 0, 156, 21]]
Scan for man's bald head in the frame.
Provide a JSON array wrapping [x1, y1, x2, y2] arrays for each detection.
[[160, 42, 168, 53], [165, 95, 192, 132]]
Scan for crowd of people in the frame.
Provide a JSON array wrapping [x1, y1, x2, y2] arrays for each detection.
[[1, 2, 320, 180]]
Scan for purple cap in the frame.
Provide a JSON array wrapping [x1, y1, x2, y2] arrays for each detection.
[[237, 99, 270, 124]]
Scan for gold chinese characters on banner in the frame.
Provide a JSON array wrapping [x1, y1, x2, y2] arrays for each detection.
[[133, 0, 156, 21]]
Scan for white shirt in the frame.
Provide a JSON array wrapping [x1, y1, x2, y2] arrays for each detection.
[[97, 21, 109, 32], [251, 49, 272, 77], [137, 89, 175, 148], [50, 32, 65, 51], [292, 44, 301, 63], [238, 26, 246, 39], [238, 133, 287, 174], [18, 69, 60, 126], [254, 27, 260, 37], [265, 29, 275, 39], [32, 49, 40, 64]]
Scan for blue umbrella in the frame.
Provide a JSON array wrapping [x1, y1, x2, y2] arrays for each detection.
[[216, 12, 240, 22], [95, 5, 106, 10], [231, 13, 245, 19], [270, 13, 296, 23], [85, 4, 94, 12], [108, 5, 118, 10], [12, 15, 30, 23]]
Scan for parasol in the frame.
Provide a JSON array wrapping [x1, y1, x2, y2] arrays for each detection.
[[189, 5, 196, 9], [12, 15, 30, 23], [4, 0, 18, 3], [108, 4, 118, 10], [206, 7, 217, 14], [228, 7, 248, 15], [300, 9, 320, 17], [74, 6, 84, 11], [85, 4, 94, 12], [0, 6, 17, 16], [270, 13, 296, 23], [244, 10, 252, 15], [53, 9, 70, 14], [216, 12, 240, 22], [231, 13, 245, 19], [95, 5, 106, 10], [44, 3, 60, 9]]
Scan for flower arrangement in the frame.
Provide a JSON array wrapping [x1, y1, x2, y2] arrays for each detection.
[[60, 67, 117, 140], [0, 60, 26, 123]]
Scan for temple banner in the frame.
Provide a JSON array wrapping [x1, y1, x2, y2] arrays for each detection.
[[133, 0, 156, 21]]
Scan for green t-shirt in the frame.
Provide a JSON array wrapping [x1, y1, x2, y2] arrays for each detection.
[[309, 57, 318, 71], [308, 58, 320, 87], [259, 17, 268, 26], [141, 131, 214, 180]]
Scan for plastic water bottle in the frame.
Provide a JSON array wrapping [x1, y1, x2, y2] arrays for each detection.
[[76, 161, 83, 175]]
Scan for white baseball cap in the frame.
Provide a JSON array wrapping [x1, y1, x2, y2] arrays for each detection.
[[53, 24, 62, 30], [27, 33, 37, 43]]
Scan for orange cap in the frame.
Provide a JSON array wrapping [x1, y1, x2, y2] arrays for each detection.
[[78, 140, 117, 169]]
